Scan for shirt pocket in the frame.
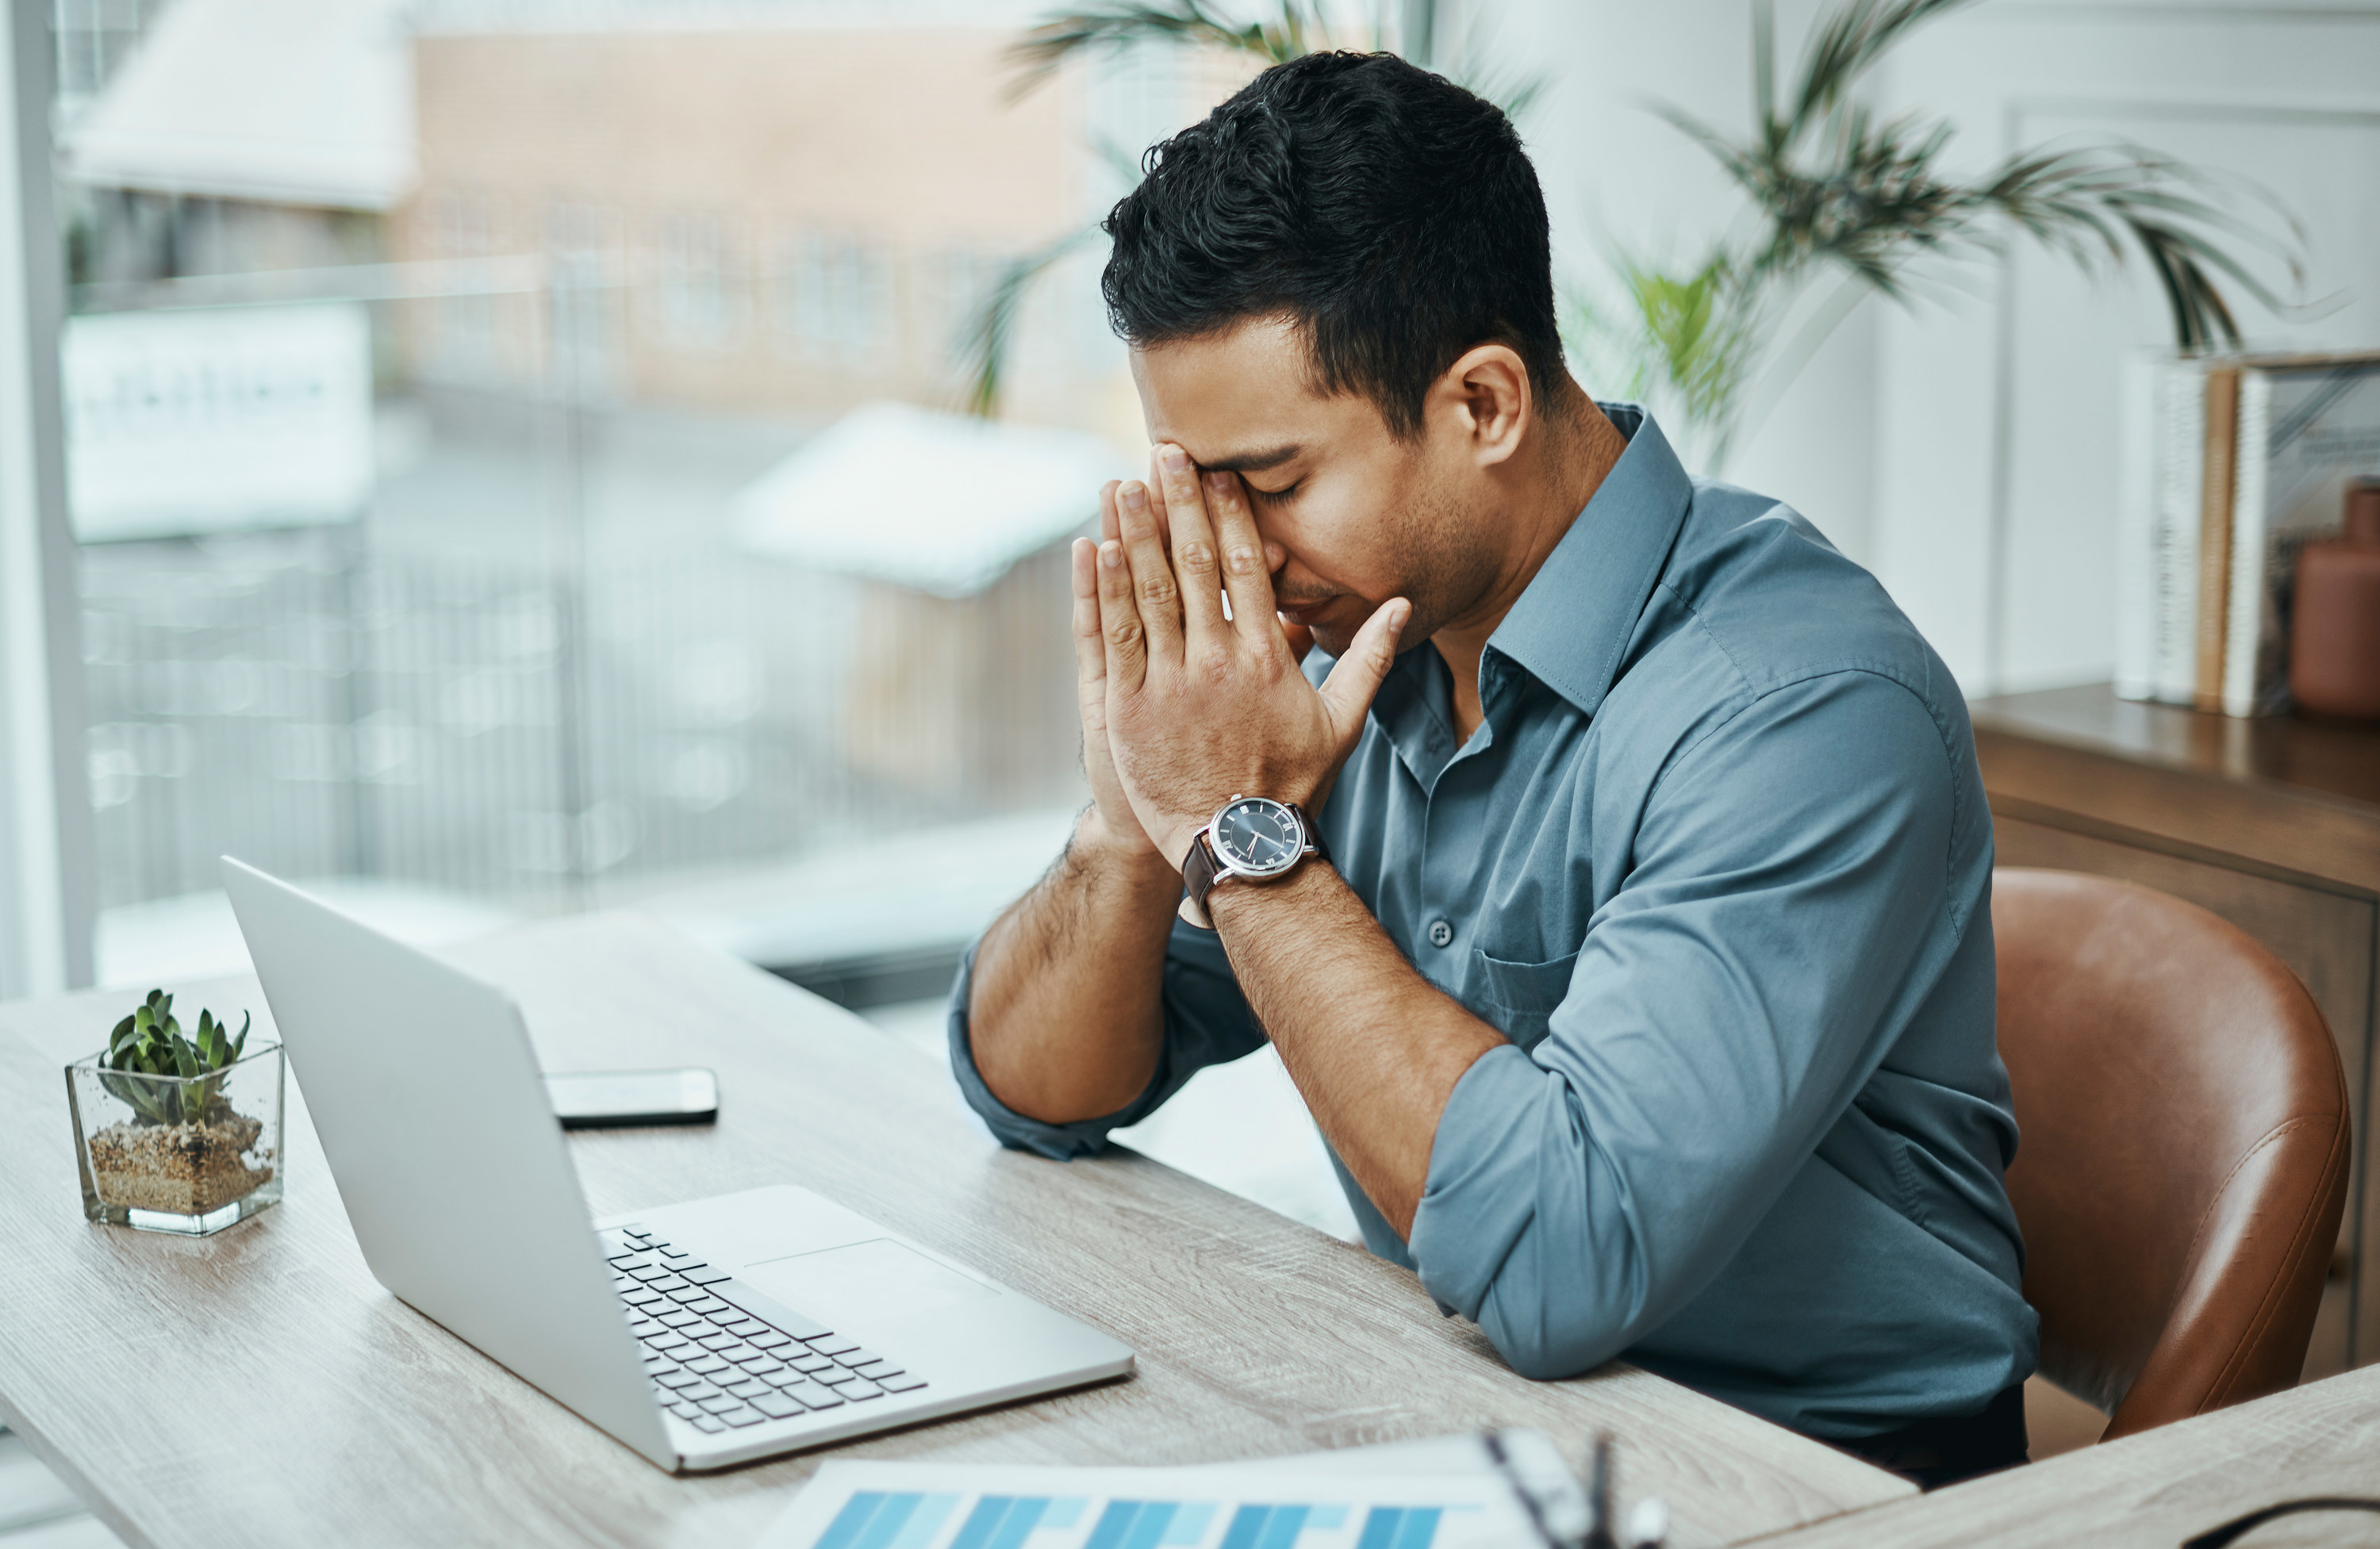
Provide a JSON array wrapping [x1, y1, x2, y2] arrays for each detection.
[[1468, 947, 1581, 1052]]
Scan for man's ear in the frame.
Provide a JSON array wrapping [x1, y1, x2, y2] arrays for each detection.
[[1434, 344, 1532, 469]]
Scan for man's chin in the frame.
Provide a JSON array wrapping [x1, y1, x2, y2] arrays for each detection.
[[1308, 612, 1431, 662], [1307, 624, 1359, 661]]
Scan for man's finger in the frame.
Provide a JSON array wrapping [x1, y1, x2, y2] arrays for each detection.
[[1070, 536, 1105, 707], [1280, 616, 1315, 665], [1083, 483, 1121, 704], [1097, 479, 1122, 545], [1317, 597, 1411, 744], [1154, 445, 1227, 646], [1142, 449, 1174, 553], [1115, 479, 1185, 665], [1097, 536, 1148, 692], [1203, 470, 1277, 633]]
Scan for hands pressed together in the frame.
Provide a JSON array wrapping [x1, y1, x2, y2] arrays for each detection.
[[1069, 443, 1411, 876]]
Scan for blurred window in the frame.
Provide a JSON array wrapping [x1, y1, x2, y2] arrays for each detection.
[[48, 2, 1202, 995], [653, 210, 747, 353], [780, 228, 896, 367]]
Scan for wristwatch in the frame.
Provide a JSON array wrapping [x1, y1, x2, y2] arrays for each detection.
[[1178, 794, 1330, 930]]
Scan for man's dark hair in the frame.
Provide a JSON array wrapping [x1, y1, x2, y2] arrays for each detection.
[[1100, 52, 1564, 441]]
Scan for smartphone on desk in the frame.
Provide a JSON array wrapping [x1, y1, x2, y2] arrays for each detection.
[[545, 1068, 718, 1129]]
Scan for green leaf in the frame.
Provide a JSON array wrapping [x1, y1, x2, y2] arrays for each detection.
[[1004, 0, 1300, 102], [1619, 0, 2308, 468], [959, 227, 1101, 419], [111, 987, 250, 1083]]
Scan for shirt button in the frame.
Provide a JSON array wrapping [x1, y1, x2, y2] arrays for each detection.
[[1427, 919, 1454, 949]]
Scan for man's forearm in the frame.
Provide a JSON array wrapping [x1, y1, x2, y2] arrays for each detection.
[[1209, 865, 1505, 1238], [967, 809, 1184, 1125]]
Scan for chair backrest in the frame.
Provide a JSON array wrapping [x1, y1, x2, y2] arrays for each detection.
[[1994, 868, 2350, 1440]]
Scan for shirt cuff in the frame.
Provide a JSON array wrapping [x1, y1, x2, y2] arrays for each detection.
[[1407, 1042, 1559, 1318]]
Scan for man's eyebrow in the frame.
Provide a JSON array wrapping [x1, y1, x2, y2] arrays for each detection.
[[1195, 444, 1302, 474]]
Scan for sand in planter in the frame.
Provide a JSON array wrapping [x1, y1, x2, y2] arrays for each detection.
[[87, 1110, 273, 1214]]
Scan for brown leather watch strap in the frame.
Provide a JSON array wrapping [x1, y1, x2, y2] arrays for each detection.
[[1181, 830, 1226, 927], [1179, 802, 1326, 930]]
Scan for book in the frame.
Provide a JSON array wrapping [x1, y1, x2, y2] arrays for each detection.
[[2113, 356, 2166, 701], [2116, 355, 2212, 706], [2194, 366, 2242, 712], [2219, 353, 2380, 716]]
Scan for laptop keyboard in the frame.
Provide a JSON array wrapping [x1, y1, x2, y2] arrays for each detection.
[[601, 1222, 929, 1435]]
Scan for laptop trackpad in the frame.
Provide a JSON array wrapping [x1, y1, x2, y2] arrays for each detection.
[[743, 1239, 996, 1327]]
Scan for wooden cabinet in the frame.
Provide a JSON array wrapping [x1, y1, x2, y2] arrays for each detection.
[[1971, 684, 2380, 1378]]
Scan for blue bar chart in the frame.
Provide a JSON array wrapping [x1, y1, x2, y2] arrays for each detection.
[[803, 1491, 1468, 1549]]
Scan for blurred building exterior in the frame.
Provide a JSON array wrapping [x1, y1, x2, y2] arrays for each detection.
[[51, 0, 1194, 927], [60, 0, 407, 284], [397, 25, 1103, 427]]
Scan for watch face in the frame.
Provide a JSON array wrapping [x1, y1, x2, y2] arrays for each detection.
[[1212, 797, 1303, 876]]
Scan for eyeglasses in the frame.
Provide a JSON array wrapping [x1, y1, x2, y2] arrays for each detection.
[[2185, 1497, 2380, 1548]]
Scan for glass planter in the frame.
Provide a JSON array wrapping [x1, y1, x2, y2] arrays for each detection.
[[65, 1042, 285, 1235]]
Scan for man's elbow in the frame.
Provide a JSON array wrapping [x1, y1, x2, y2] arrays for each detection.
[[1483, 1321, 1612, 1383], [1470, 1287, 1630, 1382]]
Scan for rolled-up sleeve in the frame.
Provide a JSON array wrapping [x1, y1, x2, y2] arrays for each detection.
[[1408, 669, 1965, 1378], [948, 909, 1271, 1160]]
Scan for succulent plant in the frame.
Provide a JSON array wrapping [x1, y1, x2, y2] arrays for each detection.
[[101, 989, 251, 1128]]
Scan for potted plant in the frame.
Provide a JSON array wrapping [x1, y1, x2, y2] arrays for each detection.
[[64, 989, 285, 1235]]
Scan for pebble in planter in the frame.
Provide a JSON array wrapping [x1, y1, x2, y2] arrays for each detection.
[[66, 989, 285, 1235]]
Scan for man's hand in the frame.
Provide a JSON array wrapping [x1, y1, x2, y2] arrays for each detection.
[[1068, 481, 1172, 868], [1092, 443, 1410, 868]]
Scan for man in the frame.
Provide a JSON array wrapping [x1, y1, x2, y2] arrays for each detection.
[[948, 52, 2038, 1485]]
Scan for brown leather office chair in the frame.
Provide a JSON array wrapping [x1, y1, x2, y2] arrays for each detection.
[[1994, 868, 2351, 1441]]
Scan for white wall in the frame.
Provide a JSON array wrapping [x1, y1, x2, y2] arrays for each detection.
[[1492, 0, 2380, 692]]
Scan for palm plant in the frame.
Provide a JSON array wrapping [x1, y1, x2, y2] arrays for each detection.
[[964, 0, 1539, 418], [1580, 0, 2304, 474], [1005, 0, 1338, 86]]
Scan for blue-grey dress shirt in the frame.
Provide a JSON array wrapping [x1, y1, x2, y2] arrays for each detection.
[[946, 405, 2040, 1439]]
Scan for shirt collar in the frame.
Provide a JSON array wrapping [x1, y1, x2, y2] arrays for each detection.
[[1484, 402, 1693, 718]]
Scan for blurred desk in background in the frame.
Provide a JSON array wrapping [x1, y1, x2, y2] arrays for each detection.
[[1971, 683, 2380, 1376], [0, 914, 1910, 1548]]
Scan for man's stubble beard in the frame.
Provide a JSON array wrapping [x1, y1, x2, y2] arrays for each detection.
[[1304, 474, 1501, 662]]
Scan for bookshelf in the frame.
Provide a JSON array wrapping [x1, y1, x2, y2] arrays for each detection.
[[1971, 681, 2380, 1379]]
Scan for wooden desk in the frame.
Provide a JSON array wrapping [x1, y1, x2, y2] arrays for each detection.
[[1971, 684, 2380, 1376], [0, 914, 1911, 1548], [1752, 1362, 2380, 1548]]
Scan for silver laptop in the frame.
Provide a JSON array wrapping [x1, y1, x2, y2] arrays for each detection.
[[221, 857, 1134, 1473]]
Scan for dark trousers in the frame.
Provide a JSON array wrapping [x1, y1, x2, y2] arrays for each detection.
[[1829, 1384, 2029, 1490]]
